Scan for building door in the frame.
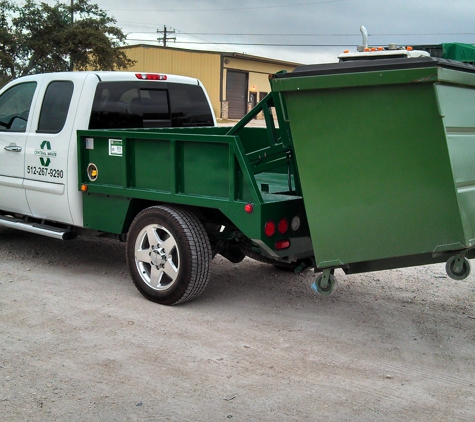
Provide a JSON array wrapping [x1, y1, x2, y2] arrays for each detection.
[[226, 71, 248, 119]]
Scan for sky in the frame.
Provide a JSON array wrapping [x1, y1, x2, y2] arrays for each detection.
[[38, 0, 475, 64]]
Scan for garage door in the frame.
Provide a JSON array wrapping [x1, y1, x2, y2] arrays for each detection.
[[226, 71, 248, 119]]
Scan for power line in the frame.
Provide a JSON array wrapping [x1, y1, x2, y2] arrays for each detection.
[[125, 31, 475, 37], [110, 0, 345, 13], [126, 31, 361, 37], [175, 41, 355, 46], [177, 33, 367, 37], [126, 38, 356, 47], [180, 32, 475, 36]]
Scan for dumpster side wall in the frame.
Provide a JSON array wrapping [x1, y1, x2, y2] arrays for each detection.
[[285, 82, 465, 267], [436, 84, 475, 247]]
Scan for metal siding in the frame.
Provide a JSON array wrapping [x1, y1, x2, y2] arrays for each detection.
[[224, 57, 296, 74], [249, 73, 273, 93], [225, 57, 297, 111]]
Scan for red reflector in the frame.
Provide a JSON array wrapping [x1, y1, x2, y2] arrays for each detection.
[[265, 221, 276, 237], [244, 203, 253, 213], [278, 218, 289, 234], [135, 73, 167, 81], [275, 239, 290, 250]]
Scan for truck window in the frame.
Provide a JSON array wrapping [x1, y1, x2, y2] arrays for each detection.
[[169, 84, 214, 126], [89, 82, 142, 129], [138, 89, 170, 127], [37, 81, 74, 134], [0, 82, 36, 132], [89, 81, 213, 129]]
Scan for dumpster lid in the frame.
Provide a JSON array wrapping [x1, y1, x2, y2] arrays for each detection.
[[274, 57, 475, 79]]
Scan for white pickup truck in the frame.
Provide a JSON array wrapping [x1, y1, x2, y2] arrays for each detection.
[[0, 71, 216, 238]]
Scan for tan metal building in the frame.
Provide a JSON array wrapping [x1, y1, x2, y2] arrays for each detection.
[[121, 45, 300, 119]]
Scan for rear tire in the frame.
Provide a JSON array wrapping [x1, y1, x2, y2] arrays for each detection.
[[126, 206, 212, 305]]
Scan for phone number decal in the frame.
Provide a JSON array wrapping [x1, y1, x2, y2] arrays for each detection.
[[27, 166, 64, 178]]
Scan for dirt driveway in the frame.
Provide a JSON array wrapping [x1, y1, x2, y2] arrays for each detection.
[[1, 227, 474, 421]]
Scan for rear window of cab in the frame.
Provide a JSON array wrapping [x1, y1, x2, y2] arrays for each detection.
[[89, 81, 214, 129]]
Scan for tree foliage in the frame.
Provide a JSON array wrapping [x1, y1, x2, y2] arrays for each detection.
[[0, 0, 135, 82]]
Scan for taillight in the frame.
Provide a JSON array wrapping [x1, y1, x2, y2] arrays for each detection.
[[244, 203, 254, 213], [275, 239, 290, 250], [277, 218, 288, 234], [135, 73, 167, 80], [265, 221, 276, 237]]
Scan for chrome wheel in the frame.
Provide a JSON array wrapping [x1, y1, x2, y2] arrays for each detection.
[[134, 224, 180, 291]]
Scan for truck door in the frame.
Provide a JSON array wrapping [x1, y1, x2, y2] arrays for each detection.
[[0, 81, 37, 214], [24, 80, 75, 224]]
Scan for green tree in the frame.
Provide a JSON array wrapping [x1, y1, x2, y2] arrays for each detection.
[[0, 0, 135, 83]]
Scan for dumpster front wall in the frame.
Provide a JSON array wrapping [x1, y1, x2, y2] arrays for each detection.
[[286, 83, 465, 267]]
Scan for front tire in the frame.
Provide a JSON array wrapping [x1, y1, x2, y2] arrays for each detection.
[[126, 206, 212, 305]]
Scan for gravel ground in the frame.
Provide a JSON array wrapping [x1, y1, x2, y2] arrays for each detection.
[[1, 227, 475, 421]]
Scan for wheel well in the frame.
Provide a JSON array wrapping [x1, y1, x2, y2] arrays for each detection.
[[124, 199, 236, 235]]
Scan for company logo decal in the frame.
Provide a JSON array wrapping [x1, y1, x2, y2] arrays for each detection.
[[34, 141, 57, 167]]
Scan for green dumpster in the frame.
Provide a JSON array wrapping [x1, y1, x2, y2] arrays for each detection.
[[271, 57, 475, 280]]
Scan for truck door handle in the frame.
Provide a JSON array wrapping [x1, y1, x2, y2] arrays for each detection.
[[4, 144, 22, 152]]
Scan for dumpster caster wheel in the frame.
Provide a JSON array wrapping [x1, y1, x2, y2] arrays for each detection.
[[311, 270, 336, 295], [446, 255, 471, 280]]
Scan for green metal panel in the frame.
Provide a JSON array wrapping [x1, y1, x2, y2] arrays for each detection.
[[181, 142, 230, 198], [82, 193, 131, 232], [130, 138, 171, 191], [436, 84, 475, 246], [283, 81, 465, 267], [83, 136, 124, 188], [437, 67, 475, 87]]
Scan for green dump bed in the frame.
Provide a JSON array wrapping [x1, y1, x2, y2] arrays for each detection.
[[271, 57, 475, 273], [77, 115, 312, 261]]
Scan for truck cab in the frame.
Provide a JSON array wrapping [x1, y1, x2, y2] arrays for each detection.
[[0, 71, 215, 227]]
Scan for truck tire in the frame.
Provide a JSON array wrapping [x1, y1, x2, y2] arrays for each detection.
[[126, 206, 212, 305]]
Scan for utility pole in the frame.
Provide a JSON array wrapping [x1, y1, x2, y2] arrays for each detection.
[[157, 26, 176, 47], [69, 0, 74, 71]]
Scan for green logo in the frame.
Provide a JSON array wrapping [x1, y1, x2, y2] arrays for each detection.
[[34, 141, 57, 167], [40, 140, 51, 167]]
